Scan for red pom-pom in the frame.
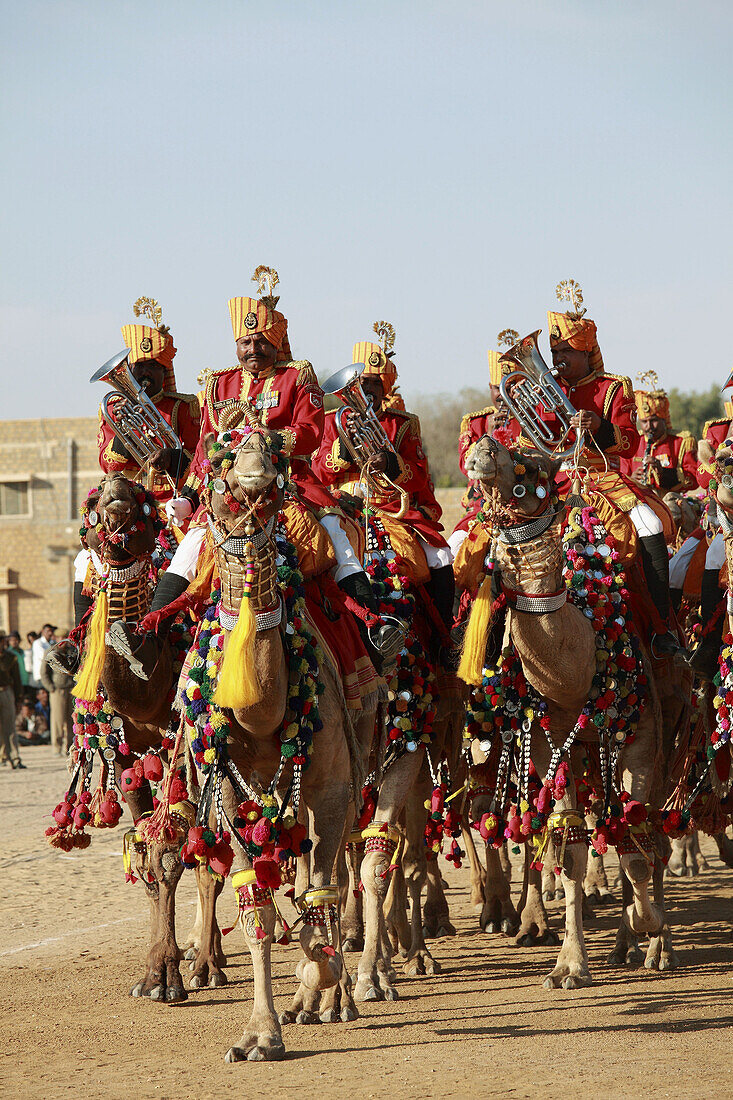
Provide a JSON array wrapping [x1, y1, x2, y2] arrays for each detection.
[[142, 755, 164, 783], [623, 800, 647, 826], [253, 856, 281, 889]]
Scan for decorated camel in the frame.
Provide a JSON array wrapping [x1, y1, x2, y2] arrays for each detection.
[[171, 424, 379, 1061], [456, 435, 693, 985], [46, 473, 226, 1002]]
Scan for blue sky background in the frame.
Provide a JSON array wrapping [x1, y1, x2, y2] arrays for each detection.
[[2, 0, 732, 418]]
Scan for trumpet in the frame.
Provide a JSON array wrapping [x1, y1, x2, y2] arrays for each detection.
[[321, 361, 408, 517], [91, 349, 183, 467], [498, 330, 583, 461]]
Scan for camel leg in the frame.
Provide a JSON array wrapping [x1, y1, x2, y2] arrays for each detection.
[[499, 842, 512, 882], [514, 848, 558, 947], [462, 822, 486, 913], [225, 898, 284, 1062], [644, 834, 679, 971], [423, 855, 457, 938], [690, 830, 710, 873], [542, 835, 592, 989], [402, 769, 440, 976], [584, 821, 614, 905], [130, 843, 187, 1003], [189, 867, 227, 989], [667, 833, 693, 877], [607, 871, 644, 968], [356, 748, 424, 1002], [714, 828, 733, 867], [385, 855, 411, 955], [342, 841, 365, 951], [182, 891, 204, 959], [480, 843, 518, 934]]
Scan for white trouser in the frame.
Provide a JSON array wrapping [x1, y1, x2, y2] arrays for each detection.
[[628, 502, 664, 537], [319, 514, 363, 583], [447, 528, 469, 557], [167, 526, 207, 582], [418, 533, 453, 569], [669, 534, 701, 590], [706, 531, 726, 570], [74, 547, 106, 582]]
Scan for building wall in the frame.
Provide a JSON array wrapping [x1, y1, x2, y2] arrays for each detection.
[[0, 417, 100, 636]]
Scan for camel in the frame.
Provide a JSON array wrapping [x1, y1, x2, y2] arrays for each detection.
[[194, 427, 377, 1061], [460, 435, 692, 986], [64, 474, 225, 1002]]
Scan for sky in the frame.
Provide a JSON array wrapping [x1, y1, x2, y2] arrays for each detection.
[[2, 0, 732, 419]]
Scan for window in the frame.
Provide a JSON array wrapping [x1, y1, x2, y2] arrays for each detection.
[[0, 481, 30, 516]]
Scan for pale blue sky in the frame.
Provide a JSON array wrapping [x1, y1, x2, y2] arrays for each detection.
[[2, 0, 732, 418]]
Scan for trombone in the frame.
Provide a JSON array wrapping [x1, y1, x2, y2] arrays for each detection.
[[498, 330, 584, 462]]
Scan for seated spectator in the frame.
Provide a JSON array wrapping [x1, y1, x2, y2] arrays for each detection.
[[16, 700, 49, 746], [32, 625, 56, 686], [35, 687, 51, 726]]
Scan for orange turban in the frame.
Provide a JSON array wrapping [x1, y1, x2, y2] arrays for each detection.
[[547, 310, 604, 374], [228, 297, 292, 361], [120, 323, 177, 392], [725, 400, 733, 419], [354, 340, 398, 396], [487, 349, 506, 387], [635, 389, 670, 424]]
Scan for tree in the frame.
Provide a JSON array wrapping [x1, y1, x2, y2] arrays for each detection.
[[667, 385, 723, 439]]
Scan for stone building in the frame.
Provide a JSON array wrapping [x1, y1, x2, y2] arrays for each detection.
[[0, 417, 99, 636]]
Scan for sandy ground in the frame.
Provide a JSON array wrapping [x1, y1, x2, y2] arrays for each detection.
[[1, 746, 732, 1100]]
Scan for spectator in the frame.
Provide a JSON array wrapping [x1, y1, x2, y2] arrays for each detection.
[[32, 624, 56, 685], [0, 632, 24, 769], [35, 687, 51, 726], [7, 631, 28, 687], [40, 647, 74, 755], [25, 632, 39, 686], [16, 700, 49, 746]]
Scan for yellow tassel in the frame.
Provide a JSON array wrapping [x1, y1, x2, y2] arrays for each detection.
[[457, 575, 494, 686], [214, 598, 260, 708], [73, 587, 109, 700]]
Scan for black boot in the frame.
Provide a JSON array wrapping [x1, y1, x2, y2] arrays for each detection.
[[687, 568, 725, 681], [46, 583, 92, 675], [106, 571, 190, 679], [639, 533, 679, 657], [338, 570, 405, 673], [424, 565, 456, 630]]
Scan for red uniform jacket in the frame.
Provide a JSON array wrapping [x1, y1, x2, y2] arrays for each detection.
[[697, 417, 732, 491], [313, 407, 447, 547], [455, 405, 521, 532], [97, 391, 201, 502], [187, 360, 333, 511], [621, 430, 698, 492], [536, 371, 640, 495]]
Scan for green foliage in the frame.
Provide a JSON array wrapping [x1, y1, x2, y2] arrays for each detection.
[[408, 387, 489, 488], [667, 386, 723, 438]]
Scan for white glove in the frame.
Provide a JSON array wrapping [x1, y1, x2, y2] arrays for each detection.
[[165, 496, 193, 527]]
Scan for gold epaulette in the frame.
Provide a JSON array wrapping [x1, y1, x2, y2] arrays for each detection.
[[677, 429, 696, 452], [290, 360, 317, 386], [196, 366, 230, 386], [702, 417, 730, 440], [602, 372, 635, 400], [459, 406, 495, 434]]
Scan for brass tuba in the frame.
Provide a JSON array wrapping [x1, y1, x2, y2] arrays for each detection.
[[321, 361, 408, 516], [91, 349, 183, 466], [498, 330, 583, 461]]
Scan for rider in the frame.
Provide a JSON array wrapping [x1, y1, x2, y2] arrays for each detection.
[[109, 271, 377, 669], [623, 379, 698, 494], [73, 299, 200, 629], [312, 329, 455, 630], [540, 287, 679, 656], [449, 345, 521, 558], [671, 398, 733, 677]]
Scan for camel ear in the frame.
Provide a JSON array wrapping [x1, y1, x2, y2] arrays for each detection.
[[698, 439, 714, 464], [522, 449, 562, 485], [203, 431, 218, 457]]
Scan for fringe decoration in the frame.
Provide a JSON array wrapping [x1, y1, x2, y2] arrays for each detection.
[[213, 597, 260, 708], [73, 587, 108, 699], [458, 575, 494, 686]]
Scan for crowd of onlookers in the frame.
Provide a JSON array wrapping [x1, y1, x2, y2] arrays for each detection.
[[0, 624, 74, 770]]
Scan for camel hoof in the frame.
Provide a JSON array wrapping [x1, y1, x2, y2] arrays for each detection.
[[542, 974, 560, 989], [626, 947, 644, 969], [148, 984, 166, 1001], [384, 987, 399, 1001], [342, 937, 363, 953], [360, 985, 384, 1002], [209, 971, 227, 987], [500, 918, 516, 935], [184, 947, 197, 961], [225, 1042, 285, 1063], [341, 1005, 358, 1022], [278, 1011, 296, 1025], [165, 984, 187, 1003], [422, 924, 437, 940], [130, 981, 147, 998], [296, 1010, 320, 1026], [538, 930, 560, 946], [562, 973, 592, 990], [542, 890, 555, 903], [435, 923, 456, 938], [517, 933, 536, 947], [189, 974, 205, 990], [483, 920, 501, 934], [319, 1008, 339, 1024]]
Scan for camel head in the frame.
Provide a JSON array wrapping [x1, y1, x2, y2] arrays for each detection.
[[204, 426, 287, 532], [662, 491, 701, 539], [467, 435, 561, 520], [83, 475, 158, 563]]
